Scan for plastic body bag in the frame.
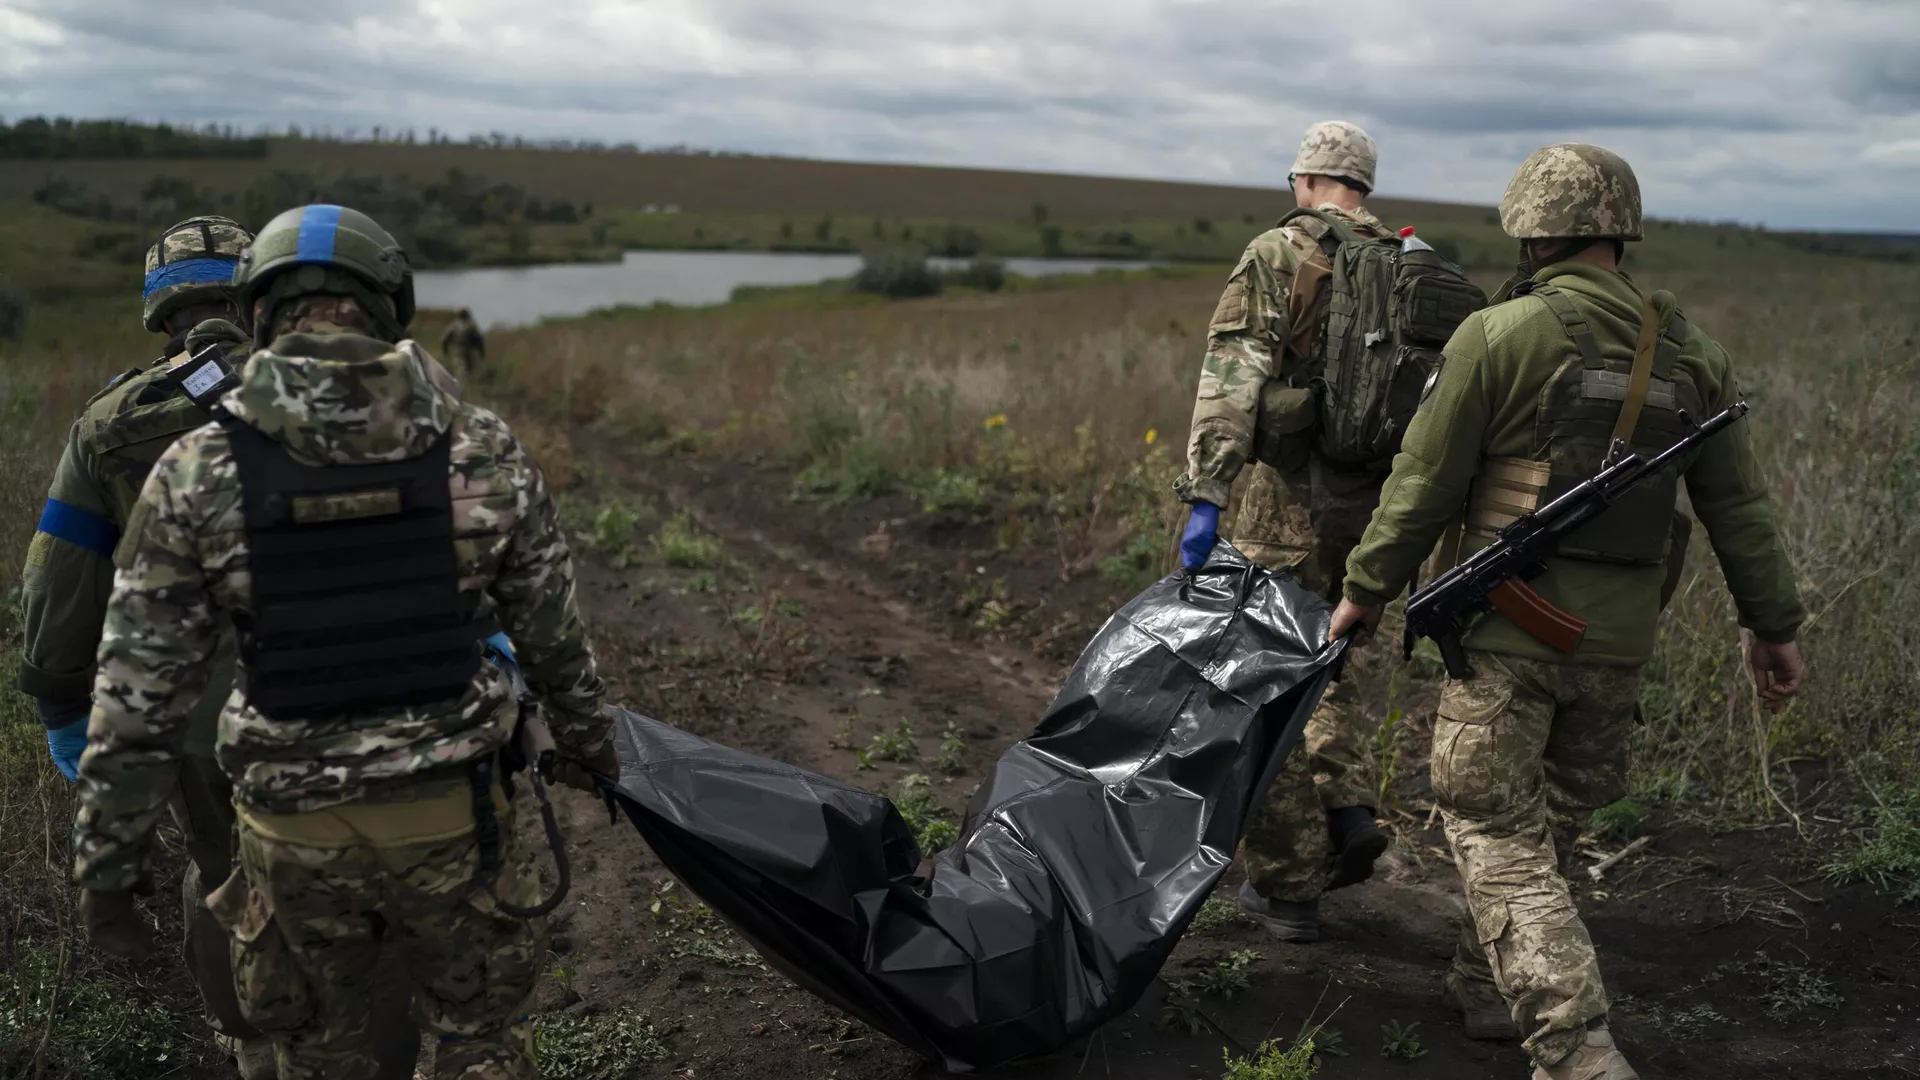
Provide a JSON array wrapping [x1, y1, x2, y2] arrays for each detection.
[[606, 545, 1346, 1071]]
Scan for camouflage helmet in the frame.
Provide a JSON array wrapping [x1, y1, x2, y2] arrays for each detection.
[[234, 204, 415, 345], [142, 215, 253, 332], [1289, 121, 1377, 193], [1498, 143, 1643, 241]]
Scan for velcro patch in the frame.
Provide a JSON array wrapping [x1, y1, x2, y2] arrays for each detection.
[[292, 488, 403, 524]]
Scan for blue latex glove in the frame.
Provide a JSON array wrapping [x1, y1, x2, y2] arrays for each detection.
[[482, 631, 528, 698], [1180, 502, 1221, 572], [46, 718, 88, 782]]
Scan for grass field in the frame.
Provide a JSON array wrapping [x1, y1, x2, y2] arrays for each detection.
[[2, 178, 1917, 1075]]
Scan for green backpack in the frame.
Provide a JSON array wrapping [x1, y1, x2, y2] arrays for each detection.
[[1279, 207, 1488, 467]]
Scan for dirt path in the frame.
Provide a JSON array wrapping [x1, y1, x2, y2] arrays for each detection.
[[544, 441, 1919, 1080]]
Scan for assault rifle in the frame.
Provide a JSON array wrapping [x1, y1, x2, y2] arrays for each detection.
[[1405, 401, 1749, 679]]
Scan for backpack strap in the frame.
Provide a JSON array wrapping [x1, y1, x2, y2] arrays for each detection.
[[1530, 284, 1608, 371], [1277, 206, 1366, 247]]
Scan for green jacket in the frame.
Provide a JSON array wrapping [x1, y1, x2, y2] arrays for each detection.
[[1344, 262, 1804, 666], [73, 332, 608, 891], [20, 340, 238, 755]]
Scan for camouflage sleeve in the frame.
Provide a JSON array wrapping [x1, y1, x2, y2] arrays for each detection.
[[72, 448, 219, 891], [1176, 236, 1299, 507], [489, 432, 607, 758], [1681, 340, 1807, 643], [19, 419, 118, 708]]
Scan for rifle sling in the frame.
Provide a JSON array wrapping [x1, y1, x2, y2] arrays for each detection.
[[1613, 295, 1661, 447]]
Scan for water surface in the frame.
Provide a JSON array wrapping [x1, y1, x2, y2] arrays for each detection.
[[414, 250, 1160, 328]]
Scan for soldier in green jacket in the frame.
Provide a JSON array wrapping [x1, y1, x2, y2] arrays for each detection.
[[1330, 145, 1806, 1080], [1176, 120, 1396, 943], [73, 204, 615, 1080], [18, 215, 279, 1075]]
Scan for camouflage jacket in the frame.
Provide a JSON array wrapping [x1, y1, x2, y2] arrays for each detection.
[[1176, 203, 1390, 508], [73, 332, 607, 891], [19, 327, 247, 755]]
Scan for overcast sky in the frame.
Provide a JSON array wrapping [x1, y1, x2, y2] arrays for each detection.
[[3, 0, 1916, 231]]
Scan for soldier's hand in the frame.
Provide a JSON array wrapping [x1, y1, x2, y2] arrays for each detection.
[[553, 741, 620, 795], [1328, 598, 1383, 648], [1749, 639, 1804, 712], [79, 888, 154, 961]]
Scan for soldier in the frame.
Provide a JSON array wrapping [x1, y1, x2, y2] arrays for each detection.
[[440, 307, 486, 382], [1175, 121, 1397, 940], [18, 215, 283, 1076], [1330, 145, 1806, 1079], [70, 204, 618, 1080]]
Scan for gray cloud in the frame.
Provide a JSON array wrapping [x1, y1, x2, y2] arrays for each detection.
[[2, 0, 1916, 229]]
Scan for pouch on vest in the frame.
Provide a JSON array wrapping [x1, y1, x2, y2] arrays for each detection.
[[1278, 208, 1487, 469], [1249, 383, 1318, 473], [1525, 283, 1706, 567], [223, 420, 492, 719]]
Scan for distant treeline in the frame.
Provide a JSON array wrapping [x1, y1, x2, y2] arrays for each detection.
[[0, 117, 268, 159], [1776, 231, 1920, 263], [34, 169, 592, 267], [0, 115, 748, 160]]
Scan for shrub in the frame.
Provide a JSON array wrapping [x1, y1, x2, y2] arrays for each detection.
[[0, 286, 26, 343], [853, 251, 942, 299], [953, 256, 1006, 292]]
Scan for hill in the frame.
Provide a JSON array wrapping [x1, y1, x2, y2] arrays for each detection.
[[0, 135, 1489, 226]]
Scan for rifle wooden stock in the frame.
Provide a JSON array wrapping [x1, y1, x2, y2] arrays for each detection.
[[1486, 579, 1587, 654]]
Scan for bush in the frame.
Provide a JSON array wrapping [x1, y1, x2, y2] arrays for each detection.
[[953, 256, 1006, 292], [853, 251, 942, 299]]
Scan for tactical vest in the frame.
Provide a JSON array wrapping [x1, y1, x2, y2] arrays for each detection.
[[224, 420, 491, 719], [1465, 282, 1706, 566]]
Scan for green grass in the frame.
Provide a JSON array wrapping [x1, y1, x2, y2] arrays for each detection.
[[1588, 797, 1648, 843], [891, 773, 959, 855], [650, 511, 722, 569], [934, 724, 967, 776], [1220, 1035, 1322, 1080], [1378, 1020, 1428, 1060], [532, 1009, 671, 1079], [1187, 893, 1250, 936], [1822, 780, 1920, 903], [0, 941, 195, 1080], [856, 718, 917, 769]]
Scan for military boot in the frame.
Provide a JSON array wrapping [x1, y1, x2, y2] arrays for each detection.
[[215, 1032, 278, 1080], [1441, 970, 1519, 1041], [1236, 882, 1320, 942], [1325, 806, 1391, 889], [1531, 1023, 1638, 1080]]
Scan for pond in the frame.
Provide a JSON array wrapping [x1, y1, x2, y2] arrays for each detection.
[[412, 250, 1162, 328]]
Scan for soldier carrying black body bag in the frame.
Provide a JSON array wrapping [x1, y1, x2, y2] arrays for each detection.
[[71, 203, 619, 1080]]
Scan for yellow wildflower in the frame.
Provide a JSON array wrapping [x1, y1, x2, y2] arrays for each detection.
[[984, 413, 1008, 429], [1144, 428, 1158, 445]]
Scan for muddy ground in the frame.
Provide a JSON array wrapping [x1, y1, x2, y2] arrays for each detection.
[[114, 440, 1916, 1080], [527, 442, 1918, 1080]]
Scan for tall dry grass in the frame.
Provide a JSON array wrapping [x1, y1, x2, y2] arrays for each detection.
[[484, 255, 1920, 819]]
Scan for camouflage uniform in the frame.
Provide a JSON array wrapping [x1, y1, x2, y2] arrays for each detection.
[[1178, 122, 1390, 904], [74, 205, 608, 1080], [19, 219, 260, 1043], [440, 310, 485, 383], [1343, 146, 1805, 1070]]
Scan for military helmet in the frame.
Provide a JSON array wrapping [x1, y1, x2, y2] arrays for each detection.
[[1498, 144, 1643, 241], [142, 215, 253, 332], [1289, 121, 1377, 193], [234, 204, 415, 344]]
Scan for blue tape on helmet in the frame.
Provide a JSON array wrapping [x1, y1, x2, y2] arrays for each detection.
[[37, 499, 119, 557], [295, 204, 344, 264], [141, 256, 238, 301]]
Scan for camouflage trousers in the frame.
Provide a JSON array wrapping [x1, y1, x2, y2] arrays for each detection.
[[216, 783, 544, 1080], [1232, 460, 1379, 904], [1433, 650, 1637, 1067], [172, 754, 259, 1040]]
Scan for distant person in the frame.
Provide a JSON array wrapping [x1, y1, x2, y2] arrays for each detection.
[[1330, 145, 1805, 1080], [69, 204, 616, 1080], [17, 215, 282, 1078], [441, 306, 487, 382], [1175, 120, 1417, 941]]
